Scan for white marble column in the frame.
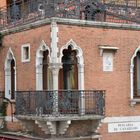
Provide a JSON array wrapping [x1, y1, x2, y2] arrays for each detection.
[[130, 64, 134, 100], [36, 65, 43, 90], [50, 20, 60, 115], [5, 68, 11, 100], [50, 21, 59, 64], [78, 64, 85, 115], [49, 64, 62, 115]]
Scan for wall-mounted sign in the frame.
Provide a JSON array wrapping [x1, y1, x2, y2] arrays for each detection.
[[108, 122, 140, 133], [103, 52, 113, 72]]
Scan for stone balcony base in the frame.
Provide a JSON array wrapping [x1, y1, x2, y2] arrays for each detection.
[[16, 114, 104, 121], [16, 115, 104, 138], [0, 131, 101, 140]]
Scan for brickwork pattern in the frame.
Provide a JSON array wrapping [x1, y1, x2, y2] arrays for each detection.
[[0, 23, 140, 139]]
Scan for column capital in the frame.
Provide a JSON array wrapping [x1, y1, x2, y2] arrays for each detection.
[[78, 64, 84, 68], [51, 20, 57, 27], [49, 63, 62, 70]]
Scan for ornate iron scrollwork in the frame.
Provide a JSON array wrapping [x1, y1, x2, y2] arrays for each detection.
[[58, 91, 79, 114], [15, 90, 105, 116]]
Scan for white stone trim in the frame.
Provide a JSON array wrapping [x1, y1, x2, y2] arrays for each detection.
[[130, 46, 140, 105], [59, 39, 85, 115], [3, 17, 140, 36], [4, 48, 16, 100], [5, 116, 19, 122], [36, 40, 50, 90], [60, 39, 84, 65], [103, 52, 113, 72], [50, 21, 59, 64], [59, 39, 84, 90], [102, 116, 140, 123], [21, 43, 30, 62], [98, 45, 119, 56]]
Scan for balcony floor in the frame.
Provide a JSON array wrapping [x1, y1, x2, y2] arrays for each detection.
[[16, 114, 104, 121]]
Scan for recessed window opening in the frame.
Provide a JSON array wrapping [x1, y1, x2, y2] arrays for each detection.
[[59, 45, 78, 90], [22, 44, 30, 62], [42, 50, 50, 90], [133, 51, 140, 97], [11, 59, 15, 100]]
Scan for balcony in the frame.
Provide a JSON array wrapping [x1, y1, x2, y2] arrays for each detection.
[[15, 90, 105, 136], [0, 91, 5, 115], [0, 0, 140, 30], [15, 90, 105, 117]]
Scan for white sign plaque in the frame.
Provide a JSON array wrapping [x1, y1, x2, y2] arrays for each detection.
[[108, 122, 140, 133], [103, 52, 113, 72]]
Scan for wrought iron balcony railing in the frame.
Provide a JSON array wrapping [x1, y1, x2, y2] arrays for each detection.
[[15, 90, 105, 116], [0, 91, 5, 116], [0, 0, 140, 30]]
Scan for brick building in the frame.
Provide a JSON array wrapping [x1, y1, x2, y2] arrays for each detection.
[[0, 0, 140, 140]]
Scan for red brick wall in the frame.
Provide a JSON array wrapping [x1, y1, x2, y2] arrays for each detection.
[[0, 23, 140, 139], [57, 24, 140, 140], [0, 0, 6, 8], [0, 25, 51, 91], [99, 123, 140, 140], [58, 24, 140, 116]]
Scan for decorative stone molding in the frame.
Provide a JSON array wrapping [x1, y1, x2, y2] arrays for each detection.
[[35, 120, 50, 134], [92, 120, 102, 133], [47, 121, 57, 135], [59, 39, 84, 90], [36, 40, 51, 67], [98, 45, 118, 72], [130, 46, 140, 106], [98, 45, 119, 57], [3, 17, 140, 36], [21, 43, 30, 62], [59, 120, 71, 135], [59, 39, 85, 115], [50, 21, 59, 64], [36, 40, 50, 90], [4, 48, 16, 100], [59, 39, 84, 65]]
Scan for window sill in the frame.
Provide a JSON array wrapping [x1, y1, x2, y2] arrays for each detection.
[[130, 98, 140, 106], [21, 59, 30, 63]]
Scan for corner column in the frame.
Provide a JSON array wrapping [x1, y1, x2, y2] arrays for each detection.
[[50, 20, 60, 115], [49, 64, 62, 115], [78, 64, 85, 115]]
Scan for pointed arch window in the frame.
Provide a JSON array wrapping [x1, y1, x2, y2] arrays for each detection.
[[133, 51, 140, 97], [5, 48, 16, 100], [129, 47, 140, 105], [36, 40, 52, 90], [59, 45, 78, 90], [59, 40, 84, 90], [42, 50, 51, 90], [11, 59, 16, 99]]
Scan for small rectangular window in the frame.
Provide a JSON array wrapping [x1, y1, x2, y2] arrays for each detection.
[[21, 44, 30, 62]]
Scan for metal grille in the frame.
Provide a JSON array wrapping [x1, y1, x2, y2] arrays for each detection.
[[85, 90, 105, 115], [58, 90, 79, 114], [0, 91, 4, 116], [15, 90, 105, 116], [15, 91, 54, 116], [0, 0, 140, 29]]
